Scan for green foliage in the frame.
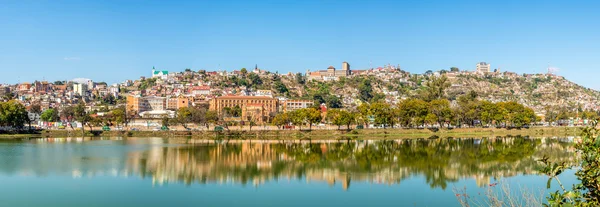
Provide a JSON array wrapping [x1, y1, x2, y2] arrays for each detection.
[[540, 121, 600, 206], [111, 107, 126, 126], [421, 75, 450, 101], [327, 109, 355, 129], [0, 100, 29, 129], [272, 112, 289, 129], [40, 108, 59, 122], [74, 101, 91, 133], [358, 79, 374, 102]]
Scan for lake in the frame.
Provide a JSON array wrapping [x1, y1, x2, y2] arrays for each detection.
[[0, 137, 578, 207]]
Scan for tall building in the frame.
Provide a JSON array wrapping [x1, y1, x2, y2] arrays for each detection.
[[209, 96, 278, 123], [73, 83, 88, 96], [342, 61, 351, 76], [476, 62, 490, 73]]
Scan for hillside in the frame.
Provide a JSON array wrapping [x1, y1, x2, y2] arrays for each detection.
[[230, 69, 600, 116]]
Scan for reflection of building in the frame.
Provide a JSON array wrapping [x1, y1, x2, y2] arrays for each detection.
[[209, 96, 278, 123]]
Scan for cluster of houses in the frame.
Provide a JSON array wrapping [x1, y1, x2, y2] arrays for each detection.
[[2, 61, 599, 127]]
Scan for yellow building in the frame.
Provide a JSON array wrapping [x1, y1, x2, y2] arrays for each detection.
[[209, 96, 278, 123]]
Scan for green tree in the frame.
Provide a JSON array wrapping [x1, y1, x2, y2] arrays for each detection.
[[0, 100, 29, 129], [111, 107, 126, 127], [300, 108, 321, 130], [358, 79, 374, 102], [272, 112, 289, 130], [174, 107, 192, 129], [327, 109, 355, 130], [429, 99, 453, 127], [40, 109, 59, 122], [205, 110, 219, 128], [370, 102, 394, 128], [74, 101, 91, 134], [422, 75, 450, 101]]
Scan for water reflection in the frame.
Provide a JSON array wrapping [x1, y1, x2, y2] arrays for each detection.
[[0, 137, 575, 190]]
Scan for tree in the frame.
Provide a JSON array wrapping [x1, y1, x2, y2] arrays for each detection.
[[0, 100, 29, 130], [248, 73, 263, 86], [29, 104, 42, 114], [288, 110, 305, 130], [240, 68, 248, 76], [422, 75, 450, 101], [74, 101, 91, 134], [358, 79, 374, 102], [174, 107, 192, 129], [298, 108, 321, 130], [272, 113, 289, 130], [273, 81, 289, 94], [397, 99, 429, 127], [205, 111, 219, 129], [295, 73, 306, 84], [370, 102, 394, 128], [40, 109, 59, 122], [161, 115, 170, 128], [429, 99, 453, 127], [111, 107, 126, 127], [327, 109, 354, 130], [189, 107, 207, 129], [325, 95, 343, 108], [450, 67, 459, 72]]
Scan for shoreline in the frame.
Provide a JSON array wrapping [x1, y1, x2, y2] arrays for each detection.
[[0, 127, 583, 140]]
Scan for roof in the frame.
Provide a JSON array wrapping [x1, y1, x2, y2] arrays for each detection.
[[153, 70, 168, 75], [327, 66, 335, 69]]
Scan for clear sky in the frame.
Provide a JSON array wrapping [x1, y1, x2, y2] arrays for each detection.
[[1, 0, 599, 88]]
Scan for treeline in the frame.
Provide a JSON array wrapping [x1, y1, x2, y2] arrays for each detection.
[[270, 92, 537, 129]]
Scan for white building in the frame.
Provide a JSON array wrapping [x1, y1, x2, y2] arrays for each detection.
[[476, 62, 490, 73], [151, 66, 169, 79], [73, 83, 88, 96]]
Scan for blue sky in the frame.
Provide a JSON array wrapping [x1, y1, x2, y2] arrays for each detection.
[[1, 0, 599, 89]]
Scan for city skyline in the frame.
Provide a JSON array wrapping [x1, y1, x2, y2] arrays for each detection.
[[1, 0, 599, 89]]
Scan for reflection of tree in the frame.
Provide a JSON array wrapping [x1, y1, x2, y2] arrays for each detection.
[[129, 138, 576, 190], [0, 137, 575, 190]]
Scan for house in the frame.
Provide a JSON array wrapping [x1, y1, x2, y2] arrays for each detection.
[[151, 66, 169, 79]]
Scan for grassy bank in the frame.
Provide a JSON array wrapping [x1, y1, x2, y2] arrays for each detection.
[[7, 127, 581, 140]]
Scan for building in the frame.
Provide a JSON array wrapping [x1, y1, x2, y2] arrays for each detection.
[[307, 62, 352, 81], [166, 96, 191, 110], [209, 96, 278, 123], [151, 66, 169, 79], [476, 62, 490, 73], [73, 82, 88, 96], [281, 100, 314, 112], [191, 86, 211, 96], [127, 95, 167, 114], [18, 82, 31, 92], [33, 81, 49, 93], [254, 90, 273, 97], [0, 86, 10, 97]]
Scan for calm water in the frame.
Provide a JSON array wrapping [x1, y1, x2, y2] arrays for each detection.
[[0, 137, 578, 207]]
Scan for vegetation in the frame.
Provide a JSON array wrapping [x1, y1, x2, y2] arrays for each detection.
[[0, 100, 29, 130], [539, 121, 600, 206]]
